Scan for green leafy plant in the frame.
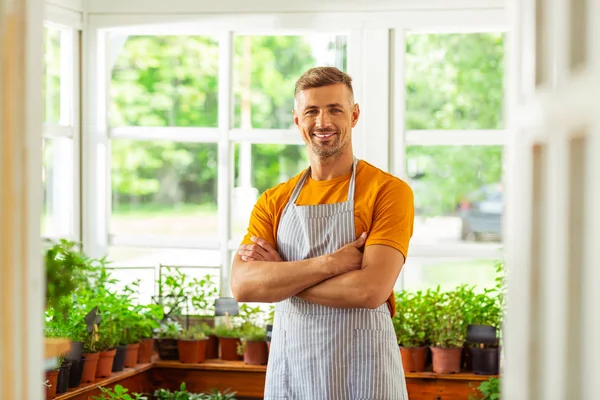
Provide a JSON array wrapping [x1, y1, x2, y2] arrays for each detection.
[[154, 382, 236, 400], [94, 384, 147, 400], [470, 377, 501, 400], [45, 239, 93, 317], [430, 286, 470, 348], [393, 290, 434, 348]]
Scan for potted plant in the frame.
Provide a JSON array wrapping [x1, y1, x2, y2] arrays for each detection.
[[466, 262, 504, 375], [430, 287, 469, 374], [136, 303, 163, 364], [177, 326, 208, 364], [156, 319, 182, 360], [394, 289, 434, 372], [214, 324, 243, 361], [45, 357, 62, 400], [238, 325, 268, 366]]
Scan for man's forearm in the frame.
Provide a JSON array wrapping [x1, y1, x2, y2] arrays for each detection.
[[231, 255, 336, 303], [296, 271, 379, 309]]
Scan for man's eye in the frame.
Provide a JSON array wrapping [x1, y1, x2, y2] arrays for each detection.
[[306, 110, 317, 115], [331, 109, 342, 113]]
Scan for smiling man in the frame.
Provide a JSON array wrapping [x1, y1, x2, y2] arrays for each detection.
[[230, 66, 414, 400]]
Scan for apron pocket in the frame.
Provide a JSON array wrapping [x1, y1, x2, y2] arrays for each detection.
[[264, 329, 288, 399], [350, 328, 403, 400]]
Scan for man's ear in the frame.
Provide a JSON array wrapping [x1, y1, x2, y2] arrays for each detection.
[[292, 109, 299, 127], [351, 103, 360, 128]]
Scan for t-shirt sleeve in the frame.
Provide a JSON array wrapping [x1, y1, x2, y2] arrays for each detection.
[[365, 180, 414, 259], [240, 191, 277, 248]]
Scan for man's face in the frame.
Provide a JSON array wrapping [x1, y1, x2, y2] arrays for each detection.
[[293, 83, 360, 160]]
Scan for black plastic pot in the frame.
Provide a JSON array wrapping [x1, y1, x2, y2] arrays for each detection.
[[112, 345, 127, 372], [471, 347, 499, 375], [68, 357, 86, 388], [56, 360, 72, 394], [66, 341, 83, 361], [157, 338, 179, 360], [467, 324, 498, 345], [266, 324, 273, 343]]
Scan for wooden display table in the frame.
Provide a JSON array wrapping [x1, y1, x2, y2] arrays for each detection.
[[55, 358, 496, 400]]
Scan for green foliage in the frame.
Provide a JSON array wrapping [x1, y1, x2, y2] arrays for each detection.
[[393, 290, 433, 348], [157, 320, 183, 339], [470, 377, 501, 400], [154, 382, 236, 400], [94, 384, 147, 400], [158, 267, 219, 318], [45, 239, 93, 317], [178, 325, 207, 341]]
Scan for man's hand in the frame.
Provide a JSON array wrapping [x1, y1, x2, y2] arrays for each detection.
[[325, 232, 367, 275], [237, 236, 283, 262]]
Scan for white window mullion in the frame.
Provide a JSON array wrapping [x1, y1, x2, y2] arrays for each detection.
[[110, 126, 221, 142], [82, 27, 109, 259], [43, 124, 73, 138], [217, 31, 233, 298], [109, 235, 220, 250], [228, 129, 304, 144], [390, 28, 407, 181], [347, 29, 364, 160], [405, 130, 506, 146], [72, 28, 81, 242], [360, 29, 390, 171]]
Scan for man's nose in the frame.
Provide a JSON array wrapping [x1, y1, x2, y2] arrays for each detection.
[[315, 111, 332, 128]]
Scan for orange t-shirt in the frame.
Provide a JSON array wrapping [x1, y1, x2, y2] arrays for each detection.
[[240, 160, 414, 317]]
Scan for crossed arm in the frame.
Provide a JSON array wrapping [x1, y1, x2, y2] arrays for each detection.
[[231, 237, 405, 309], [296, 244, 405, 309]]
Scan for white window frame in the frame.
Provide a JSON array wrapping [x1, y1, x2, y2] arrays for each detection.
[[42, 20, 81, 243], [83, 7, 508, 296]]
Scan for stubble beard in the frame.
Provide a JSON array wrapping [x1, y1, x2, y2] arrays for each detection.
[[310, 134, 347, 161]]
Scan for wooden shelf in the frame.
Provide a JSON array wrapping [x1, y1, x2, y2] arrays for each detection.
[[154, 359, 267, 372], [406, 370, 495, 381], [55, 363, 153, 400], [45, 338, 71, 359], [53, 358, 498, 400]]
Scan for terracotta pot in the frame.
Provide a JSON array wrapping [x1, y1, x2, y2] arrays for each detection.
[[178, 340, 201, 364], [205, 335, 219, 359], [80, 352, 99, 383], [137, 338, 154, 363], [244, 341, 268, 365], [219, 337, 242, 361], [95, 348, 117, 378], [45, 369, 59, 399], [400, 347, 428, 372], [197, 338, 208, 363], [430, 347, 462, 374], [124, 343, 140, 368]]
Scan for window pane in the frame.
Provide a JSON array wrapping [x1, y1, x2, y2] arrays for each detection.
[[42, 137, 74, 237], [398, 257, 501, 292], [109, 35, 219, 127], [105, 267, 156, 305], [43, 26, 61, 124], [233, 34, 347, 129], [405, 33, 504, 130], [407, 145, 503, 247], [231, 143, 308, 240], [110, 140, 218, 239]]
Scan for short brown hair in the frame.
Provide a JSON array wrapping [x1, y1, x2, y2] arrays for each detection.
[[294, 66, 354, 103]]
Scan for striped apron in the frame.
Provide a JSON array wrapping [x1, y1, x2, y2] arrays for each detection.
[[264, 158, 408, 400]]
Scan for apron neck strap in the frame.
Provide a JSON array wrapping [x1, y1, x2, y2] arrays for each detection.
[[290, 157, 358, 203]]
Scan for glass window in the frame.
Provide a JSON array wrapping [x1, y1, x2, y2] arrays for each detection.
[[110, 139, 218, 239], [398, 257, 501, 292], [109, 35, 219, 128], [232, 34, 347, 129], [42, 137, 75, 237], [405, 32, 505, 130], [105, 267, 156, 305], [406, 145, 504, 246], [43, 26, 62, 124], [231, 143, 308, 240]]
